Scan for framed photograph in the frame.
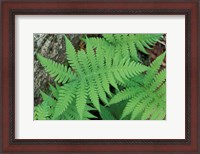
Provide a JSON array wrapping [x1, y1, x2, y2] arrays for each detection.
[[1, 0, 199, 153]]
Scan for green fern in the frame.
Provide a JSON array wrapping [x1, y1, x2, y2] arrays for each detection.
[[37, 54, 76, 84], [35, 34, 166, 120], [37, 36, 148, 119], [34, 101, 52, 120], [110, 52, 166, 120], [34, 84, 96, 120], [86, 34, 163, 61], [58, 101, 97, 120]]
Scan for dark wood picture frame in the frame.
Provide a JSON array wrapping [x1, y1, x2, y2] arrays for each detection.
[[0, 0, 199, 153]]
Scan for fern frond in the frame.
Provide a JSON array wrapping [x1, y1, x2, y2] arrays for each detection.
[[121, 94, 147, 119], [133, 34, 162, 54], [37, 54, 75, 84], [87, 78, 100, 112], [34, 102, 51, 120], [101, 74, 112, 96], [40, 90, 56, 107], [129, 42, 141, 62], [109, 87, 142, 105], [141, 102, 157, 120], [61, 102, 97, 120], [64, 35, 84, 75], [53, 82, 77, 119], [150, 106, 165, 120], [35, 84, 96, 120], [95, 75, 108, 105], [49, 84, 59, 99], [112, 52, 166, 120], [101, 34, 163, 61], [144, 52, 166, 85], [131, 96, 152, 120], [60, 102, 78, 120], [76, 79, 87, 119], [156, 82, 166, 98], [58, 38, 148, 114], [150, 69, 166, 91]]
